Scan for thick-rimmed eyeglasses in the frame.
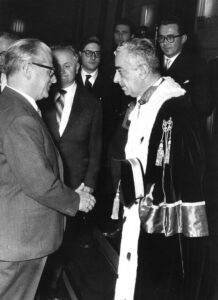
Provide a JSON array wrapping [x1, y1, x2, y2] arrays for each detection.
[[31, 62, 55, 77], [158, 34, 182, 44], [82, 50, 101, 58]]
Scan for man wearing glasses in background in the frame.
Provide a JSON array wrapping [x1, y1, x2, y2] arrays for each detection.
[[77, 37, 124, 237], [158, 16, 211, 117]]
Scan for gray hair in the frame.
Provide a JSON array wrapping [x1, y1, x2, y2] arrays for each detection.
[[0, 31, 19, 44], [52, 45, 79, 62], [117, 38, 159, 73], [4, 38, 52, 77]]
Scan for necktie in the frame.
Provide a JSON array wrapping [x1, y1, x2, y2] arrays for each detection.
[[85, 74, 92, 90], [164, 57, 171, 70], [56, 90, 66, 125]]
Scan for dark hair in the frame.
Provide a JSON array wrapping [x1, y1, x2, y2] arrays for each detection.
[[79, 36, 101, 51], [113, 18, 135, 35], [159, 16, 186, 35]]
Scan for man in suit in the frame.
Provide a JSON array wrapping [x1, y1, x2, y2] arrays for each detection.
[[77, 36, 118, 133], [158, 16, 211, 116], [76, 37, 124, 231], [39, 44, 102, 298], [42, 45, 102, 194], [0, 38, 95, 300]]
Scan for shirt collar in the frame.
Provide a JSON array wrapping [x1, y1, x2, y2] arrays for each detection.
[[61, 81, 76, 93], [164, 52, 181, 64], [81, 68, 98, 82]]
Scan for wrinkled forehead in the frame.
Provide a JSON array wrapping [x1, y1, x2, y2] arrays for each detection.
[[115, 49, 135, 68], [53, 49, 78, 63]]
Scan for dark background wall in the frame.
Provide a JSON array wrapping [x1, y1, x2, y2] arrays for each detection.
[[0, 0, 217, 59]]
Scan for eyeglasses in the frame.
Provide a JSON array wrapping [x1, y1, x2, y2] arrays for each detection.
[[82, 50, 101, 58], [31, 62, 55, 77], [158, 34, 182, 44]]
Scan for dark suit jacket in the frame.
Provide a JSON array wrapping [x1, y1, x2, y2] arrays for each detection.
[[76, 71, 132, 161], [0, 87, 80, 261], [77, 71, 122, 132], [39, 84, 102, 190], [160, 50, 212, 116]]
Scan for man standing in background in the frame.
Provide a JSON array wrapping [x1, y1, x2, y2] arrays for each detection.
[[158, 16, 211, 116], [38, 44, 102, 298]]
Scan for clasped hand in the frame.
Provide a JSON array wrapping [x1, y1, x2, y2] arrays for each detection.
[[76, 183, 96, 213]]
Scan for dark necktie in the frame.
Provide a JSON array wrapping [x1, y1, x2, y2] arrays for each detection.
[[56, 90, 66, 125], [85, 74, 92, 90]]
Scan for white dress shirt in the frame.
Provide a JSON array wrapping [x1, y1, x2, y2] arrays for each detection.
[[56, 82, 77, 136], [164, 52, 181, 69], [81, 68, 98, 86]]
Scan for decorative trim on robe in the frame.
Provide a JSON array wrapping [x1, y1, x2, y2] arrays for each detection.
[[139, 199, 208, 237]]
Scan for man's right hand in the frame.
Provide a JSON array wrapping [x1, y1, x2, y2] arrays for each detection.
[[77, 190, 96, 213]]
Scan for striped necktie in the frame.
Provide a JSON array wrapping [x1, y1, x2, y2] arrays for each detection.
[[56, 90, 66, 125], [164, 57, 171, 70]]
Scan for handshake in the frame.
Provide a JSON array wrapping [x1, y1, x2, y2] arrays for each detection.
[[76, 183, 96, 213]]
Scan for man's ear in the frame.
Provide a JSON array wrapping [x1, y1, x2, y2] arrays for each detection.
[[181, 34, 187, 45], [22, 61, 32, 80], [138, 63, 149, 79], [76, 62, 80, 74]]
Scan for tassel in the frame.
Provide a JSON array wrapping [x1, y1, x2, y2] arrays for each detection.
[[164, 138, 171, 164], [164, 117, 173, 164], [111, 181, 120, 220], [155, 133, 164, 166]]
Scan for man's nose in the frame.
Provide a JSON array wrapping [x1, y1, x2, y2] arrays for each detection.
[[113, 70, 119, 84], [90, 53, 98, 60], [162, 38, 169, 46], [60, 67, 66, 74], [51, 74, 57, 84]]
